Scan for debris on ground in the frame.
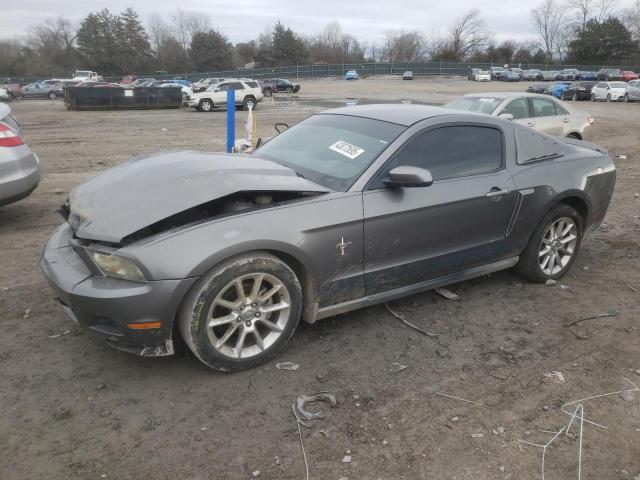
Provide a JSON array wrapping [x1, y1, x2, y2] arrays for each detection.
[[435, 392, 485, 407], [276, 362, 300, 371], [22, 308, 31, 319], [342, 455, 352, 463], [564, 311, 619, 328], [48, 329, 72, 339], [434, 287, 460, 301], [543, 371, 566, 384], [545, 279, 557, 286], [294, 393, 337, 424], [390, 362, 409, 374], [385, 303, 438, 338], [251, 470, 261, 477], [470, 433, 484, 438]]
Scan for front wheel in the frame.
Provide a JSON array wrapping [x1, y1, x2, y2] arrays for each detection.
[[198, 99, 213, 112], [623, 94, 629, 103], [515, 204, 582, 283], [178, 253, 303, 371], [48, 92, 56, 100]]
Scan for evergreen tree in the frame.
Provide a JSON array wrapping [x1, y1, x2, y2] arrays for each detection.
[[568, 17, 635, 64], [189, 30, 233, 72]]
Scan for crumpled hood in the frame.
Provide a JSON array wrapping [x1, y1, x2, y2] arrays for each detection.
[[67, 151, 328, 243]]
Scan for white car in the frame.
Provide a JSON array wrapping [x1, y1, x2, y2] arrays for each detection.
[[590, 81, 628, 102], [474, 70, 491, 82], [188, 80, 264, 112]]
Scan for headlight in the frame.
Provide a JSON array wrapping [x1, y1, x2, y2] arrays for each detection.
[[90, 252, 145, 282]]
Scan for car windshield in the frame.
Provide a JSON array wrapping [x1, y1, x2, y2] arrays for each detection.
[[256, 114, 405, 191], [445, 97, 502, 114]]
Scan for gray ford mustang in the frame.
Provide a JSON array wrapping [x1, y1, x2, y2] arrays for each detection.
[[41, 105, 616, 371]]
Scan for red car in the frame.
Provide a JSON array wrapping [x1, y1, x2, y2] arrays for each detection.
[[622, 71, 639, 81]]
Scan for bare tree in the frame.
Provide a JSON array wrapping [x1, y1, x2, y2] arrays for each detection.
[[569, 0, 619, 30], [531, 0, 567, 61], [171, 9, 211, 50], [448, 10, 491, 60], [148, 13, 171, 54], [623, 0, 640, 43], [381, 30, 425, 63]]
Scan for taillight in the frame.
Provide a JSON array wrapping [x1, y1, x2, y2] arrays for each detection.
[[0, 122, 24, 147]]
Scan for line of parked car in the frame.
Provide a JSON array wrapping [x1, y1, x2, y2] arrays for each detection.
[[527, 79, 640, 103], [468, 66, 639, 83], [1, 74, 303, 112]]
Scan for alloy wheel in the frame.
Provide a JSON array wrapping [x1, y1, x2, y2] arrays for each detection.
[[538, 217, 578, 276], [205, 273, 291, 359]]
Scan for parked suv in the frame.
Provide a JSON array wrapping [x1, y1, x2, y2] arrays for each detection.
[[0, 103, 40, 206], [596, 68, 622, 81], [187, 80, 263, 112]]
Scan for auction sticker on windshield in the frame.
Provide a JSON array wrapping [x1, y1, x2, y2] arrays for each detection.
[[329, 141, 365, 160]]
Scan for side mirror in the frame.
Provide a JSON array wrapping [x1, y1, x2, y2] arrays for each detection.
[[384, 166, 433, 188], [498, 113, 514, 121]]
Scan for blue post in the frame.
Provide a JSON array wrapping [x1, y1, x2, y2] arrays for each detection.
[[226, 89, 235, 153]]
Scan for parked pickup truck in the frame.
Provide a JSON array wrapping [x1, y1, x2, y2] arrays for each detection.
[[187, 80, 264, 111]]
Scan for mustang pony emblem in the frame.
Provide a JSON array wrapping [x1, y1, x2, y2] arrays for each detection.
[[337, 237, 352, 256]]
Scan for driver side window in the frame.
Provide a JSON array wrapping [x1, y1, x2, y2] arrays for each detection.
[[372, 125, 503, 188]]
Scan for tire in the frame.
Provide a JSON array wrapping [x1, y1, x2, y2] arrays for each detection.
[[623, 94, 629, 103], [243, 96, 257, 111], [591, 93, 596, 102], [515, 204, 583, 283], [572, 92, 577, 101], [606, 94, 611, 102], [263, 88, 272, 97], [198, 99, 213, 112], [178, 252, 303, 372], [48, 92, 56, 100]]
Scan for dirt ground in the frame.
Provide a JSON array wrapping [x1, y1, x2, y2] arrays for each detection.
[[1, 77, 639, 480]]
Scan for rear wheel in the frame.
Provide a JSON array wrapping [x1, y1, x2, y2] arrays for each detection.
[[624, 94, 629, 103], [198, 99, 213, 112], [515, 204, 582, 283], [178, 253, 302, 371], [48, 92, 56, 100]]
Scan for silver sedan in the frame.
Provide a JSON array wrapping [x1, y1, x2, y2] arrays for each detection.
[[445, 93, 594, 140], [0, 103, 40, 206]]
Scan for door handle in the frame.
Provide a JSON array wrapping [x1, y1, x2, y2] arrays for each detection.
[[486, 188, 511, 197]]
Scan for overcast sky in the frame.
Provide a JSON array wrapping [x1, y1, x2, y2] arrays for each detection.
[[1, 0, 636, 45]]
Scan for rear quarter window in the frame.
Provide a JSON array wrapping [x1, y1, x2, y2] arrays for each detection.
[[246, 81, 259, 88], [516, 129, 566, 164]]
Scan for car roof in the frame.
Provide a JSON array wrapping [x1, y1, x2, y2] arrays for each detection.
[[321, 104, 471, 126]]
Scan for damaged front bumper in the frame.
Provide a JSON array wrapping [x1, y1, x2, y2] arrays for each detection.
[[40, 224, 196, 356]]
